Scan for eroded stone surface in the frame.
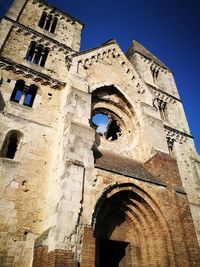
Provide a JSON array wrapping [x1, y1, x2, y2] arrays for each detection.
[[0, 1, 200, 267]]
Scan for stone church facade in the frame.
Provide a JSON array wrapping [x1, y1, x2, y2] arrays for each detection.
[[0, 0, 200, 266]]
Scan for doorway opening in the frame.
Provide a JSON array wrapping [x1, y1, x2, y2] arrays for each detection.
[[98, 239, 129, 267]]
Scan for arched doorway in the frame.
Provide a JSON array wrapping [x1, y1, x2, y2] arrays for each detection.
[[93, 184, 174, 267]]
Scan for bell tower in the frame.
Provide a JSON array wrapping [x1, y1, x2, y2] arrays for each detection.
[[0, 0, 83, 266]]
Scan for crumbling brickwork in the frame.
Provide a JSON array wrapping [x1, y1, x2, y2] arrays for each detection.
[[0, 0, 200, 266]]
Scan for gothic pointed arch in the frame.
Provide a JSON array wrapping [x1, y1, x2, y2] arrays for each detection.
[[92, 183, 175, 267]]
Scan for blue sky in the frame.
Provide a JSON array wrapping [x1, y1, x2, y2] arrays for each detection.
[[0, 0, 200, 153]]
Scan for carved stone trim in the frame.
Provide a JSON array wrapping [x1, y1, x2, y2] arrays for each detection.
[[76, 47, 121, 70], [164, 125, 193, 144], [0, 56, 66, 89], [5, 17, 73, 54], [73, 45, 146, 94], [148, 83, 181, 103], [139, 54, 169, 73]]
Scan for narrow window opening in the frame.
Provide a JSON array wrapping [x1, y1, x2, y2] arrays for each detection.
[[23, 84, 37, 107], [10, 80, 25, 103], [157, 99, 167, 120], [45, 15, 52, 31], [38, 12, 47, 28], [26, 42, 36, 63], [33, 44, 43, 65], [40, 48, 49, 67], [151, 66, 159, 82], [51, 17, 58, 33], [0, 130, 23, 159], [6, 135, 18, 159], [167, 137, 175, 156]]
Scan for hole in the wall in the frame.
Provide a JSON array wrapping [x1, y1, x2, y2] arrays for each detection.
[[106, 119, 121, 141], [92, 112, 122, 141], [23, 230, 29, 240], [22, 180, 26, 186], [92, 113, 108, 135]]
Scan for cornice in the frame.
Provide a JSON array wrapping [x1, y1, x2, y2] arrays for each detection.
[[164, 124, 193, 144], [147, 83, 181, 103], [0, 56, 66, 89]]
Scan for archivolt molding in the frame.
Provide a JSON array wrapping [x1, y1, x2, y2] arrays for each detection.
[[0, 56, 66, 89], [92, 182, 169, 229], [5, 17, 73, 54], [91, 182, 175, 265], [73, 44, 146, 94]]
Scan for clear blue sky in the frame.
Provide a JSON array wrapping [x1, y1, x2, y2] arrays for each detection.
[[1, 0, 200, 153]]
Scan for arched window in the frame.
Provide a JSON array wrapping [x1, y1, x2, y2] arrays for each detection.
[[0, 130, 23, 159], [26, 42, 49, 67], [38, 12, 58, 33], [23, 84, 37, 107], [51, 17, 58, 33], [10, 80, 25, 103], [38, 12, 47, 28], [157, 98, 167, 120], [10, 80, 37, 107]]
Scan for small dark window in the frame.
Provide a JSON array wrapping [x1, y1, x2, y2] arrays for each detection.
[[0, 130, 23, 159], [157, 99, 167, 120], [150, 66, 159, 82], [38, 12, 58, 33], [10, 80, 25, 103], [167, 137, 175, 156], [23, 84, 37, 107], [10, 80, 37, 107], [45, 15, 51, 31], [40, 48, 49, 67], [26, 42, 49, 67], [26, 41, 36, 62], [51, 17, 58, 33], [38, 12, 47, 28]]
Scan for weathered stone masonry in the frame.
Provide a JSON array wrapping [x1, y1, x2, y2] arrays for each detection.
[[0, 0, 200, 266]]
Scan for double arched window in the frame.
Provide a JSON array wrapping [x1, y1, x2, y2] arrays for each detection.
[[0, 130, 23, 159], [26, 41, 49, 67], [10, 80, 37, 107]]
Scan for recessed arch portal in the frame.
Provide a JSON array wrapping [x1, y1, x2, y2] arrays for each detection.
[[92, 183, 175, 267]]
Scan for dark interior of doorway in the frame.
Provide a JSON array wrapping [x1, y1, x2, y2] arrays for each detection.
[[98, 239, 129, 267]]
